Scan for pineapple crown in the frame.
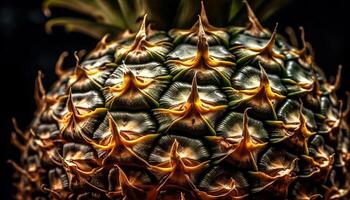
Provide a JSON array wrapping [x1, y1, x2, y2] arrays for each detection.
[[43, 0, 290, 39]]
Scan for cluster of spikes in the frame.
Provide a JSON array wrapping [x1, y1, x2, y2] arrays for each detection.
[[10, 1, 349, 200]]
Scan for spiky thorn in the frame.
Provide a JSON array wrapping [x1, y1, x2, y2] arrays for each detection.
[[301, 151, 334, 182], [343, 92, 350, 119], [250, 158, 298, 198], [170, 1, 226, 43], [154, 74, 226, 134], [167, 17, 234, 84], [10, 118, 28, 152], [55, 51, 69, 77], [285, 27, 299, 47], [94, 34, 109, 52], [322, 170, 350, 200], [247, 23, 285, 62], [324, 65, 343, 94], [7, 160, 38, 183], [293, 27, 314, 67], [293, 101, 316, 155], [55, 88, 106, 134], [115, 14, 171, 63], [80, 112, 157, 166], [342, 92, 350, 133], [214, 108, 267, 171], [66, 51, 103, 88], [33, 70, 58, 117], [197, 1, 224, 32], [104, 165, 146, 199], [34, 71, 46, 113], [148, 140, 209, 196], [127, 14, 148, 51], [323, 100, 344, 144], [193, 177, 248, 200], [40, 184, 63, 199], [104, 61, 159, 108], [243, 0, 268, 37], [229, 64, 285, 119]]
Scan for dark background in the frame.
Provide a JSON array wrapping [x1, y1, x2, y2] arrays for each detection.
[[0, 0, 347, 199]]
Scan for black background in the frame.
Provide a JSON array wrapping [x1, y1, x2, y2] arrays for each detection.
[[0, 0, 347, 199]]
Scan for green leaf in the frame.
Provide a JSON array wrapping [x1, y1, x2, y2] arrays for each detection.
[[173, 0, 199, 28], [117, 0, 145, 31], [46, 18, 123, 39], [228, 0, 244, 23], [43, 0, 126, 28]]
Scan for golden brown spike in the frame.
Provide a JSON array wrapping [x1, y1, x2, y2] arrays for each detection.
[[197, 16, 209, 53], [343, 91, 350, 118], [40, 185, 62, 199], [332, 65, 343, 92], [116, 165, 144, 196], [34, 71, 47, 114], [92, 34, 110, 55], [186, 72, 201, 106], [298, 26, 307, 53], [11, 117, 23, 136], [261, 24, 279, 56], [7, 160, 37, 182], [169, 139, 180, 163], [55, 51, 69, 77], [214, 108, 267, 171], [199, 1, 209, 25], [297, 101, 316, 155], [73, 51, 80, 68], [198, 1, 218, 31], [243, 24, 285, 66], [285, 27, 298, 47], [239, 108, 267, 171], [128, 14, 148, 51], [243, 0, 268, 36]]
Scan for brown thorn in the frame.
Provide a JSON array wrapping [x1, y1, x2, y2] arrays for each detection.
[[67, 87, 79, 118], [243, 0, 267, 36], [187, 73, 200, 104], [11, 118, 23, 135], [11, 132, 26, 152], [199, 1, 210, 25], [285, 27, 298, 47], [306, 42, 315, 58], [7, 160, 35, 181], [37, 71, 46, 96], [298, 99, 306, 125], [197, 16, 209, 54], [136, 14, 148, 39], [73, 51, 80, 68], [259, 63, 270, 85], [262, 23, 278, 54], [180, 192, 185, 200], [332, 65, 343, 92], [115, 165, 137, 194], [55, 51, 69, 77], [242, 107, 252, 139], [41, 184, 62, 199], [34, 70, 46, 109], [343, 91, 350, 118], [299, 26, 307, 52], [77, 49, 87, 59], [170, 139, 180, 161]]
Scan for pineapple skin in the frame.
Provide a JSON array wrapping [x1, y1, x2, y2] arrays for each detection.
[[11, 8, 350, 200]]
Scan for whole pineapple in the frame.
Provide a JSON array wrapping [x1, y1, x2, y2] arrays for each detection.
[[10, 0, 350, 199]]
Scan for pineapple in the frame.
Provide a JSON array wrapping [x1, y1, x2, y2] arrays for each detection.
[[10, 0, 349, 199]]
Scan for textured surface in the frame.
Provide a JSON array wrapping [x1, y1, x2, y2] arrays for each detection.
[[11, 4, 350, 200]]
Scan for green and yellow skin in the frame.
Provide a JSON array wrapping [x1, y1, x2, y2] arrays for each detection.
[[10, 1, 349, 199]]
